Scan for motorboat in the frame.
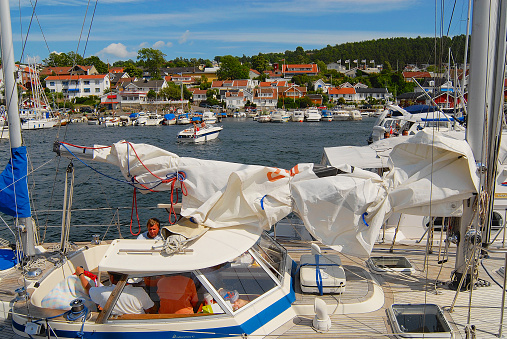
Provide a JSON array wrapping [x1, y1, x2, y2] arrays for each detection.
[[202, 111, 217, 124], [162, 113, 177, 125], [270, 110, 290, 123], [102, 117, 120, 127], [145, 113, 164, 126], [332, 109, 350, 121], [291, 110, 305, 122], [349, 110, 362, 121], [304, 108, 321, 122], [367, 104, 465, 144], [320, 110, 333, 121], [257, 114, 271, 123], [177, 124, 223, 143], [177, 113, 191, 125]]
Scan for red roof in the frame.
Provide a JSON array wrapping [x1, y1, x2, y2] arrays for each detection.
[[45, 74, 108, 80], [281, 64, 319, 74], [329, 87, 355, 95], [403, 71, 431, 79]]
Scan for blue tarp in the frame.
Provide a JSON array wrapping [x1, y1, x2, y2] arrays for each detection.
[[405, 105, 440, 114], [0, 146, 31, 218], [164, 113, 176, 120], [129, 112, 139, 118], [192, 117, 201, 122]]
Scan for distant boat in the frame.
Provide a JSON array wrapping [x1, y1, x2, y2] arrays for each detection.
[[257, 114, 271, 123], [177, 124, 223, 143], [177, 113, 191, 125], [304, 108, 321, 122], [270, 110, 290, 123], [291, 110, 305, 122], [202, 111, 217, 124], [321, 110, 333, 121], [332, 109, 350, 121], [162, 113, 176, 125]]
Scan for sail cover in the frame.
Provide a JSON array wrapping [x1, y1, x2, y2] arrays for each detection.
[[89, 130, 478, 257], [0, 146, 31, 218]]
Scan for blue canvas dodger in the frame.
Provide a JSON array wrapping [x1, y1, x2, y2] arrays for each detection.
[[0, 146, 31, 218]]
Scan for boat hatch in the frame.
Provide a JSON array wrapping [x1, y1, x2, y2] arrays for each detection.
[[388, 304, 453, 338], [367, 256, 416, 274]]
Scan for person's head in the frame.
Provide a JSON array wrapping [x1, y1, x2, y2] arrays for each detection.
[[384, 132, 390, 138], [146, 218, 160, 239], [402, 130, 408, 136], [108, 271, 123, 284]]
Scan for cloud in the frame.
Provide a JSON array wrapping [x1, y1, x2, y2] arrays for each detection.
[[97, 43, 137, 58], [178, 30, 190, 44], [166, 42, 173, 47], [139, 42, 148, 48], [153, 41, 166, 49]]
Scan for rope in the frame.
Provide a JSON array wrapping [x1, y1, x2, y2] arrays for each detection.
[[130, 187, 141, 236]]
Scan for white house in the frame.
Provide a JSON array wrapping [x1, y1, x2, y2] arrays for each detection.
[[45, 74, 111, 99]]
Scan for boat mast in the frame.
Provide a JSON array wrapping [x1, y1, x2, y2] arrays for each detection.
[[0, 0, 37, 257], [453, 0, 507, 287]]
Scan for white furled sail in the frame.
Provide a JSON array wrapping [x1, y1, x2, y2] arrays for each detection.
[[82, 129, 478, 257]]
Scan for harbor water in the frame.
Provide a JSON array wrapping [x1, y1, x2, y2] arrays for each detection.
[[0, 117, 377, 243]]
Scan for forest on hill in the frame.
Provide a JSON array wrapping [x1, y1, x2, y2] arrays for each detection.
[[236, 35, 468, 70], [40, 35, 468, 74]]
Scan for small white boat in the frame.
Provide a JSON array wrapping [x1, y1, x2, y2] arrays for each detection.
[[257, 114, 271, 123], [291, 110, 305, 122], [321, 110, 333, 122], [162, 113, 177, 125], [145, 113, 164, 126], [349, 110, 363, 121], [304, 108, 321, 122], [332, 109, 350, 121], [202, 111, 217, 124], [177, 113, 191, 125], [20, 117, 58, 130], [270, 110, 290, 123], [103, 117, 121, 127], [119, 116, 132, 126], [177, 124, 223, 143]]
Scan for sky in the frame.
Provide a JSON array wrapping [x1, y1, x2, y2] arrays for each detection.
[[7, 0, 472, 65]]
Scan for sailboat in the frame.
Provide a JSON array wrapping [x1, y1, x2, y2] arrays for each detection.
[[2, 1, 507, 339]]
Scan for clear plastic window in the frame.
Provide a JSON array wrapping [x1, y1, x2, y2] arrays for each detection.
[[200, 252, 278, 312]]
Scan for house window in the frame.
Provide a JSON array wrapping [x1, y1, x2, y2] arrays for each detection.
[[95, 88, 100, 93], [95, 80, 100, 85], [49, 82, 55, 86], [84, 81, 90, 85], [84, 88, 90, 93], [62, 81, 69, 86]]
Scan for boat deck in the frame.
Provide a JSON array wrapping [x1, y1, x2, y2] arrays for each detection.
[[270, 241, 507, 338], [2, 241, 507, 338]]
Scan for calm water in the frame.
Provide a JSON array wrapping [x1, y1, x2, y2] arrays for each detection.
[[0, 117, 376, 243]]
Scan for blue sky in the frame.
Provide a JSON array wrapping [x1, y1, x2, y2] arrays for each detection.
[[9, 0, 471, 64]]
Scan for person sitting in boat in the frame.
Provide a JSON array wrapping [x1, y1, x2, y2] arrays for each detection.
[[192, 121, 199, 132], [75, 267, 156, 315], [201, 121, 206, 129], [156, 274, 198, 314], [137, 218, 163, 240]]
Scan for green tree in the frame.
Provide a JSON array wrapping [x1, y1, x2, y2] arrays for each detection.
[[251, 54, 269, 73], [137, 48, 166, 77], [84, 56, 108, 73], [123, 62, 142, 78], [216, 55, 249, 80]]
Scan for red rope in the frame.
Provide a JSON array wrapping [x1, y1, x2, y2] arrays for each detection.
[[60, 141, 112, 150]]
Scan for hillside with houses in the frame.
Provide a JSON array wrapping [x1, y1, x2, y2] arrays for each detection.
[[0, 38, 505, 113]]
